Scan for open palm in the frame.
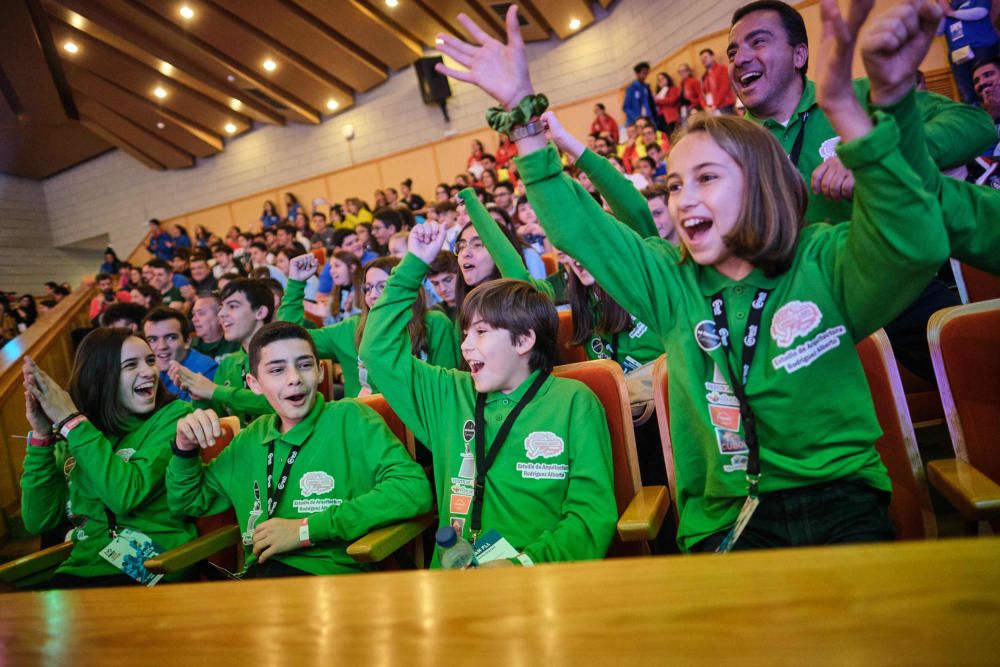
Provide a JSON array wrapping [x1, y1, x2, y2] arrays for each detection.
[[435, 5, 534, 110]]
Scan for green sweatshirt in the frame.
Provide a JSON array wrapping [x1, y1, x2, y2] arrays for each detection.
[[191, 336, 240, 362], [20, 400, 197, 580], [278, 278, 460, 397], [517, 112, 948, 552], [166, 396, 432, 575], [576, 148, 659, 240], [459, 188, 555, 300], [197, 349, 273, 425], [746, 79, 996, 224], [875, 88, 1000, 274], [359, 254, 618, 565]]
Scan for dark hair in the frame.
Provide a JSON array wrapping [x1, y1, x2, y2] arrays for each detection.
[[275, 223, 295, 237], [101, 302, 148, 328], [637, 156, 656, 169], [250, 241, 268, 253], [189, 252, 210, 265], [699, 48, 714, 56], [640, 182, 670, 202], [328, 251, 364, 318], [428, 250, 458, 276], [656, 72, 675, 89], [332, 227, 357, 248], [354, 256, 428, 356], [173, 247, 191, 262], [453, 220, 506, 311], [146, 258, 171, 272], [130, 285, 162, 308], [220, 278, 275, 323], [373, 207, 406, 234], [70, 328, 174, 438], [633, 61, 650, 74], [433, 200, 457, 214], [278, 242, 308, 261], [247, 321, 318, 375], [459, 279, 558, 373], [212, 243, 234, 256], [96, 273, 113, 284], [493, 181, 514, 195], [142, 306, 192, 340], [973, 56, 1000, 76], [567, 271, 632, 346], [45, 281, 58, 290], [401, 178, 414, 189], [732, 0, 809, 77], [595, 102, 606, 111], [311, 210, 327, 222]]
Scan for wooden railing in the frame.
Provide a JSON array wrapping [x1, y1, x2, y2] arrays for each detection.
[[0, 287, 94, 512]]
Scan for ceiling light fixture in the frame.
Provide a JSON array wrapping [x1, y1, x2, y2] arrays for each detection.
[[156, 121, 166, 129], [386, 0, 399, 7], [224, 122, 237, 134], [326, 99, 339, 111], [154, 87, 167, 99], [569, 18, 581, 30], [179, 5, 194, 19], [63, 41, 79, 54], [263, 58, 277, 72], [230, 98, 242, 110]]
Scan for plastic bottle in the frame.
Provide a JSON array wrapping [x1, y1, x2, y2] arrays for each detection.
[[435, 525, 476, 569]]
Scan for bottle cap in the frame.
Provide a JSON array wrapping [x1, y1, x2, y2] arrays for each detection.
[[435, 525, 458, 548]]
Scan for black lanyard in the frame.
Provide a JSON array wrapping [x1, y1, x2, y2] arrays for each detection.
[[788, 111, 811, 166], [709, 289, 771, 488], [265, 442, 302, 517], [470, 371, 550, 539]]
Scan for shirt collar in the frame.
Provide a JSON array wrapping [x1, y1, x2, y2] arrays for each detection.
[[698, 265, 780, 296], [260, 395, 325, 446], [484, 368, 544, 406], [744, 79, 816, 128]]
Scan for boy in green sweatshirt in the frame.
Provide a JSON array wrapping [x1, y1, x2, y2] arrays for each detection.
[[166, 321, 432, 577], [169, 278, 274, 424], [360, 223, 617, 566]]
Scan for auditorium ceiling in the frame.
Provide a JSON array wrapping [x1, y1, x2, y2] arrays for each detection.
[[0, 0, 613, 180]]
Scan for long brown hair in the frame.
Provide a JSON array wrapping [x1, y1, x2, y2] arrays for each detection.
[[566, 269, 632, 346], [674, 115, 806, 277], [354, 256, 428, 356], [328, 251, 364, 319], [70, 328, 174, 438]]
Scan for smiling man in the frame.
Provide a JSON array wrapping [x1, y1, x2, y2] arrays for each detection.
[[359, 222, 617, 567], [167, 321, 432, 578], [973, 58, 1000, 155], [142, 307, 218, 402]]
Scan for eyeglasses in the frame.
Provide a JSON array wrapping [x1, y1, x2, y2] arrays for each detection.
[[363, 281, 387, 295], [454, 238, 484, 255]]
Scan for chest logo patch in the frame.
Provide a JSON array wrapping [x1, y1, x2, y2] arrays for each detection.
[[300, 471, 334, 497], [524, 432, 564, 460], [694, 320, 721, 352], [819, 136, 842, 160], [115, 448, 136, 462], [462, 419, 475, 443], [771, 300, 822, 348]]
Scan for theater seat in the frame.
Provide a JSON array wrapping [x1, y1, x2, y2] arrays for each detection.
[[318, 359, 335, 401], [554, 359, 669, 557], [556, 310, 587, 365], [312, 247, 327, 268], [954, 262, 1000, 303], [925, 299, 1000, 533], [542, 252, 558, 276]]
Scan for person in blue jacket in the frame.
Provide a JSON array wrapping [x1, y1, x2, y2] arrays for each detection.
[[623, 61, 656, 127]]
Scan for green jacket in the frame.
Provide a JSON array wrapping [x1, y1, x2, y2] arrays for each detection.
[[191, 336, 240, 362], [166, 396, 432, 575], [746, 79, 996, 224], [458, 188, 555, 300], [360, 254, 618, 565], [20, 400, 197, 579], [875, 86, 1000, 274], [278, 278, 460, 397], [197, 349, 273, 425], [517, 111, 948, 551]]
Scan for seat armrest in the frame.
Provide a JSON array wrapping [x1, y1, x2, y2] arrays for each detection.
[[927, 459, 1000, 522], [0, 541, 73, 588], [346, 515, 435, 563], [617, 485, 670, 542], [144, 525, 240, 575]]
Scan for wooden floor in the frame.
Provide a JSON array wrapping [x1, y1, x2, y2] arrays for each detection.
[[2, 537, 999, 666]]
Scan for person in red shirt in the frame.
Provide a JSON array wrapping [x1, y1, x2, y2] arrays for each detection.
[[495, 133, 518, 169], [590, 103, 620, 145], [699, 48, 737, 114], [677, 64, 704, 121], [653, 72, 682, 135]]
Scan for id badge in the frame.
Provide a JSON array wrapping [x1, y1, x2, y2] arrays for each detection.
[[473, 529, 518, 565], [715, 495, 760, 553], [243, 507, 262, 546], [99, 528, 165, 586], [949, 20, 965, 42]]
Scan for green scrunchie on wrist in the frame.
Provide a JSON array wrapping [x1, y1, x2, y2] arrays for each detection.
[[486, 94, 550, 136]]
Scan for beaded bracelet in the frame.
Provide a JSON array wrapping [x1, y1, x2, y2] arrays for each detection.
[[486, 93, 550, 136]]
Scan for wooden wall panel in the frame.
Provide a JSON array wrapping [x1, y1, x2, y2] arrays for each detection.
[[286, 177, 330, 216], [378, 147, 439, 201], [326, 163, 382, 206], [230, 191, 279, 233], [434, 134, 488, 183], [186, 205, 234, 239]]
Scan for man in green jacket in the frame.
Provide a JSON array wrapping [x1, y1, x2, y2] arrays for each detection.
[[170, 278, 274, 424], [167, 321, 432, 577], [360, 223, 618, 566]]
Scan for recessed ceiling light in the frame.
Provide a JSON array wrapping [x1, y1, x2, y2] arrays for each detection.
[[386, 0, 399, 7], [435, 37, 443, 45], [226, 74, 236, 82], [230, 98, 242, 110], [156, 121, 166, 129], [154, 87, 167, 99], [569, 18, 581, 30], [326, 99, 339, 111], [63, 41, 79, 54], [224, 122, 237, 134], [263, 58, 277, 72], [179, 5, 194, 19]]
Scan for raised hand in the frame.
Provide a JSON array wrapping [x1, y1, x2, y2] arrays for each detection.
[[175, 408, 222, 450], [811, 155, 855, 201], [23, 357, 77, 425], [289, 254, 319, 282], [169, 361, 217, 401], [815, 0, 875, 142], [434, 5, 534, 110], [542, 111, 585, 162], [409, 222, 448, 265], [861, 0, 943, 106]]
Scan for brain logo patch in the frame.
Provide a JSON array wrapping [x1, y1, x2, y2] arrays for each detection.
[[299, 471, 335, 497], [524, 432, 565, 460], [770, 301, 822, 348]]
